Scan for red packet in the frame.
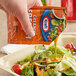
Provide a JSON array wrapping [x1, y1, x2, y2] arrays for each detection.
[[61, 0, 76, 21]]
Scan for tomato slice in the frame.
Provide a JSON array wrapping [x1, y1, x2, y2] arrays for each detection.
[[65, 43, 76, 51], [65, 44, 72, 50], [12, 64, 22, 75]]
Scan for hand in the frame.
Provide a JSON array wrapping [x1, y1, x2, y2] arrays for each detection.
[[0, 0, 43, 37]]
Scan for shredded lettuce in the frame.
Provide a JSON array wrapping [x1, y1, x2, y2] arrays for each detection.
[[33, 52, 44, 60], [49, 45, 68, 56], [55, 52, 76, 73], [47, 69, 62, 76], [48, 54, 62, 59], [64, 68, 76, 75], [17, 56, 31, 64], [20, 65, 34, 76], [35, 45, 46, 52]]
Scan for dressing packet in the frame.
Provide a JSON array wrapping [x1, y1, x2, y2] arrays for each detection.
[[8, 6, 67, 44]]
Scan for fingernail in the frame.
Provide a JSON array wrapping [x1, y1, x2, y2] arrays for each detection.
[[29, 31, 35, 37]]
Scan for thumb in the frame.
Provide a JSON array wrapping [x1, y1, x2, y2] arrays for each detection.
[[17, 9, 35, 37]]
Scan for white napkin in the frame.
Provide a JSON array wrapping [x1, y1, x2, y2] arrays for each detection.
[[1, 44, 30, 54], [1, 43, 53, 54]]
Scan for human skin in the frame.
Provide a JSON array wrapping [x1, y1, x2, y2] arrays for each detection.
[[0, 0, 43, 37]]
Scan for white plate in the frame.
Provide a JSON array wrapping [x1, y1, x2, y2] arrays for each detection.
[[0, 45, 35, 76]]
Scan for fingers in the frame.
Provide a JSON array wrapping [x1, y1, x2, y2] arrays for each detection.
[[17, 9, 35, 37], [0, 0, 35, 37], [16, 0, 43, 37], [0, 3, 8, 12], [35, 0, 43, 6]]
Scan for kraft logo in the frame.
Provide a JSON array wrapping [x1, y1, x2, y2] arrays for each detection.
[[43, 16, 49, 32]]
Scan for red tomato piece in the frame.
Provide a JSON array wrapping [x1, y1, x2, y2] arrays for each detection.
[[12, 64, 22, 75], [65, 44, 72, 50], [65, 44, 76, 51]]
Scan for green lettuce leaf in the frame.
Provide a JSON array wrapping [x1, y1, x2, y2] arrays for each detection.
[[48, 54, 62, 59], [35, 45, 46, 52], [20, 65, 34, 76], [48, 45, 68, 56], [47, 69, 62, 76], [55, 52, 76, 73], [64, 68, 76, 75], [16, 56, 31, 64]]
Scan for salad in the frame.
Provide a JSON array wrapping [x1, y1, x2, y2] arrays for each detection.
[[12, 43, 76, 76]]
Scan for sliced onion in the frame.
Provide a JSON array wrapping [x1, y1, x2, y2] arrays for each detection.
[[34, 63, 47, 67], [71, 43, 76, 51], [30, 58, 46, 63]]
